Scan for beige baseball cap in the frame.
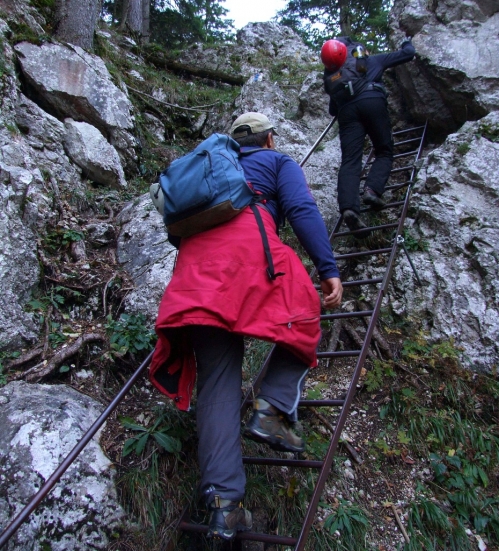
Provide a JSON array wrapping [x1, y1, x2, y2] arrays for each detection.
[[229, 112, 279, 138]]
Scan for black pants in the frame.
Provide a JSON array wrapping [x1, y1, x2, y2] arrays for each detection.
[[337, 96, 394, 213]]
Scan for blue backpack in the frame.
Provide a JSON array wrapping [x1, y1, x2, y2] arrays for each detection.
[[150, 133, 283, 280]]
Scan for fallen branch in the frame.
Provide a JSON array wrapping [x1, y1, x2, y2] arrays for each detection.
[[310, 407, 363, 465], [42, 305, 53, 360], [358, 301, 393, 358], [6, 346, 44, 369], [15, 333, 106, 382], [325, 318, 343, 368], [102, 274, 117, 317], [141, 50, 247, 86], [391, 504, 410, 543], [342, 320, 377, 359]]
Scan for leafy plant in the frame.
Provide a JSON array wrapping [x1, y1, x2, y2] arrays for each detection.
[[364, 359, 396, 392], [118, 453, 170, 531], [61, 229, 84, 245], [27, 286, 83, 316], [402, 229, 429, 252], [323, 499, 369, 550], [456, 142, 471, 155], [404, 498, 471, 550], [105, 313, 156, 357], [48, 322, 69, 348], [120, 414, 181, 458], [477, 120, 499, 143], [0, 349, 21, 386]]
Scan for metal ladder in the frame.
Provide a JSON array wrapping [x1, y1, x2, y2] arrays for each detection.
[[177, 121, 428, 549], [0, 122, 427, 551]]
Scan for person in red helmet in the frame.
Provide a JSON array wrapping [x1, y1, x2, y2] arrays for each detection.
[[322, 36, 416, 238]]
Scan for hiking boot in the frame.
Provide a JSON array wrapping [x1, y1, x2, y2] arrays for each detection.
[[207, 496, 252, 540], [362, 187, 386, 210], [244, 398, 305, 453], [342, 209, 372, 239]]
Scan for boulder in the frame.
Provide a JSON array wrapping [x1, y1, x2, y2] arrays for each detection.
[[0, 381, 126, 550]]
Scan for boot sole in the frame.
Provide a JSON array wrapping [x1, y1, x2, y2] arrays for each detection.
[[343, 212, 372, 239]]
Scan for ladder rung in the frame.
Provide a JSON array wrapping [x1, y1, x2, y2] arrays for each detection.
[[335, 247, 392, 260], [342, 277, 383, 287], [394, 149, 419, 159], [317, 349, 361, 358], [389, 164, 415, 174], [320, 310, 373, 320], [360, 200, 404, 213], [178, 521, 298, 545], [333, 222, 398, 238], [393, 125, 426, 136], [299, 399, 345, 406], [385, 181, 412, 191], [365, 149, 417, 165], [243, 457, 323, 468]]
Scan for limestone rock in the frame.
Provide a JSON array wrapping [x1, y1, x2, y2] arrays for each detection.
[[0, 381, 126, 550]]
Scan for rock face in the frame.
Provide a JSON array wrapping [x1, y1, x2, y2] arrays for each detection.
[[391, 112, 499, 370], [63, 119, 127, 189], [391, 0, 499, 136], [0, 382, 125, 550], [14, 41, 134, 133], [14, 41, 138, 167], [116, 194, 177, 321]]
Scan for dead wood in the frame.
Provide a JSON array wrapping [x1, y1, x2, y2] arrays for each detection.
[[391, 504, 410, 543], [141, 50, 247, 86], [127, 84, 221, 112], [358, 300, 393, 358], [15, 333, 106, 382], [6, 346, 44, 369], [325, 318, 343, 368], [342, 320, 377, 359], [310, 407, 364, 465]]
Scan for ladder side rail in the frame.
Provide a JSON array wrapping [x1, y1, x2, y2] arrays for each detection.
[[294, 121, 427, 550], [294, 286, 388, 550]]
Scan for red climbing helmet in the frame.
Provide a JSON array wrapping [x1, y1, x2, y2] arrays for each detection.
[[320, 39, 347, 71]]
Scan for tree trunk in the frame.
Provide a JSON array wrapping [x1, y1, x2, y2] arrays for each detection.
[[118, 0, 131, 31], [142, 0, 150, 42], [127, 0, 143, 33], [120, 0, 146, 36], [337, 0, 352, 36], [54, 0, 100, 50]]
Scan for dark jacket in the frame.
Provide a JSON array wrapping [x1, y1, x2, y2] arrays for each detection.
[[324, 38, 416, 117]]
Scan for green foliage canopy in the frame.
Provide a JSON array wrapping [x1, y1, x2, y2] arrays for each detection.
[[101, 0, 235, 48], [276, 0, 393, 51]]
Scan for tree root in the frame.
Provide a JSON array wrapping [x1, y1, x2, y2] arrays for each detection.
[[13, 333, 106, 383]]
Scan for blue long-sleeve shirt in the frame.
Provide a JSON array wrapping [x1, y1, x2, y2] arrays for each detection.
[[239, 147, 340, 280], [325, 39, 416, 116]]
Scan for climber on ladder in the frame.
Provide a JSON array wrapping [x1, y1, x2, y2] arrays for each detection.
[[321, 35, 417, 237]]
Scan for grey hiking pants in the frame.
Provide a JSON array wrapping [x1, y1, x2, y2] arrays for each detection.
[[188, 325, 309, 505]]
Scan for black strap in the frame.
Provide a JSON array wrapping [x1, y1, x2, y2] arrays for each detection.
[[250, 204, 285, 281]]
